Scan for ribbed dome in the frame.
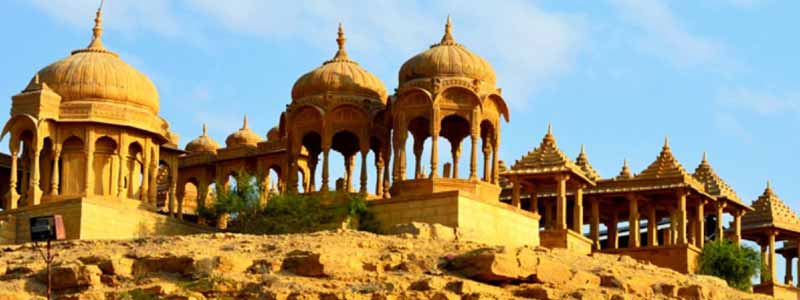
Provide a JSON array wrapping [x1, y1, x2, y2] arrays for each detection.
[[267, 126, 281, 141], [399, 17, 496, 87], [291, 24, 387, 103], [225, 116, 262, 148], [28, 9, 159, 114], [185, 124, 220, 154]]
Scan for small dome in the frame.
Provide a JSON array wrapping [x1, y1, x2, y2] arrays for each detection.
[[291, 24, 387, 103], [225, 116, 262, 148], [399, 17, 496, 87], [185, 124, 220, 154], [28, 8, 159, 114], [267, 126, 281, 141]]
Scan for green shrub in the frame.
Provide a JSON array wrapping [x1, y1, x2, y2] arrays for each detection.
[[697, 239, 761, 291]]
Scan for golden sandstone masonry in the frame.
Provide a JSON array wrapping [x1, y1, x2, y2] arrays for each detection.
[[0, 5, 798, 300]]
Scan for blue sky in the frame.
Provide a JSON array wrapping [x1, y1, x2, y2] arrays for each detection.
[[1, 0, 799, 277]]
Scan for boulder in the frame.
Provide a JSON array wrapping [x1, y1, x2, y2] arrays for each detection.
[[531, 257, 571, 285], [97, 258, 134, 277], [281, 250, 362, 278], [247, 259, 281, 274], [445, 248, 532, 283], [409, 277, 448, 291], [132, 255, 195, 277], [568, 271, 601, 288], [40, 263, 102, 291]]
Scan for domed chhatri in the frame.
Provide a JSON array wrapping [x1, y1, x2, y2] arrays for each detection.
[[185, 124, 220, 154], [291, 23, 387, 103], [28, 8, 159, 115], [399, 16, 496, 87], [225, 115, 263, 148]]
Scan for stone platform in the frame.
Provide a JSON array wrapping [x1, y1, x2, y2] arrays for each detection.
[[370, 187, 539, 247], [753, 283, 800, 300], [540, 228, 593, 255], [0, 196, 212, 244], [600, 244, 701, 274]]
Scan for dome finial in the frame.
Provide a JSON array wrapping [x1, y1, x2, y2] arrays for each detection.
[[88, 0, 106, 50], [547, 122, 553, 135], [242, 114, 249, 129], [702, 151, 708, 163], [333, 22, 349, 61], [202, 123, 208, 136], [580, 144, 585, 155], [439, 15, 456, 45]]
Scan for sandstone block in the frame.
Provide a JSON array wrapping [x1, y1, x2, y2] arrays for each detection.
[[132, 255, 195, 277], [532, 257, 571, 285], [513, 284, 557, 300], [446, 248, 532, 283], [98, 258, 133, 277], [41, 263, 102, 291], [281, 250, 362, 278]]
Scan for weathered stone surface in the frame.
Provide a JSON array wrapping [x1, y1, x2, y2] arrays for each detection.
[[568, 270, 601, 288], [531, 257, 571, 285], [677, 284, 714, 300], [281, 250, 362, 278], [97, 258, 133, 277], [409, 276, 447, 291], [513, 284, 557, 300], [390, 223, 456, 242], [39, 263, 102, 291], [446, 248, 532, 283], [132, 255, 195, 277]]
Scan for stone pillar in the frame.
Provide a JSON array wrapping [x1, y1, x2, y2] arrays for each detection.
[[50, 148, 60, 196], [733, 210, 742, 246], [716, 202, 726, 241], [555, 174, 569, 230], [382, 150, 391, 198], [451, 141, 461, 179], [321, 148, 330, 192], [169, 160, 178, 217], [469, 133, 478, 180], [492, 130, 500, 184], [430, 131, 439, 179], [345, 154, 354, 193], [359, 151, 368, 194], [530, 187, 538, 214], [413, 138, 424, 179], [375, 154, 384, 196], [176, 185, 184, 220], [117, 138, 127, 198], [482, 139, 491, 181], [443, 163, 451, 178], [677, 190, 688, 245], [647, 205, 658, 247], [573, 186, 584, 232], [664, 226, 672, 246], [398, 132, 407, 181], [769, 232, 777, 284], [511, 177, 521, 208], [785, 254, 793, 285], [796, 241, 800, 287], [696, 201, 705, 249], [307, 155, 318, 193], [609, 212, 619, 249], [590, 198, 600, 251], [7, 149, 19, 209], [85, 138, 95, 197], [29, 147, 42, 205], [628, 194, 640, 248], [761, 243, 769, 284]]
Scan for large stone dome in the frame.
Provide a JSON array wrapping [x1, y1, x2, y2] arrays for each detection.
[[291, 24, 387, 103], [399, 17, 496, 87], [27, 10, 159, 114]]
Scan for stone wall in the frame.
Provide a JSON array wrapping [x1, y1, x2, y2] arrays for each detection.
[[370, 191, 540, 247], [0, 196, 212, 244], [753, 283, 800, 300], [601, 244, 701, 274]]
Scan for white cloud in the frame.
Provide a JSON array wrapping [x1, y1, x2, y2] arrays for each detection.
[[717, 87, 800, 115], [611, 0, 732, 69]]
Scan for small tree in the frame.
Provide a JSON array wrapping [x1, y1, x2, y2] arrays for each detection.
[[697, 239, 761, 291], [202, 172, 262, 230]]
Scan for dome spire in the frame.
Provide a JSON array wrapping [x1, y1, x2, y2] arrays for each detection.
[[438, 15, 457, 46], [88, 0, 106, 50], [242, 114, 249, 129], [333, 22, 349, 61], [202, 123, 208, 136]]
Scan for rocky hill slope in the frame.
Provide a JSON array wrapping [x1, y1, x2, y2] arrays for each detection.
[[0, 224, 770, 300]]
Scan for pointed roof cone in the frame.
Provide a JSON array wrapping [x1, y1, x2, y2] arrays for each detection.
[[504, 125, 595, 185], [440, 15, 456, 45], [617, 159, 633, 179], [88, 0, 105, 50], [692, 151, 742, 203], [333, 22, 349, 61], [575, 144, 601, 181], [741, 180, 800, 234], [242, 115, 249, 129]]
